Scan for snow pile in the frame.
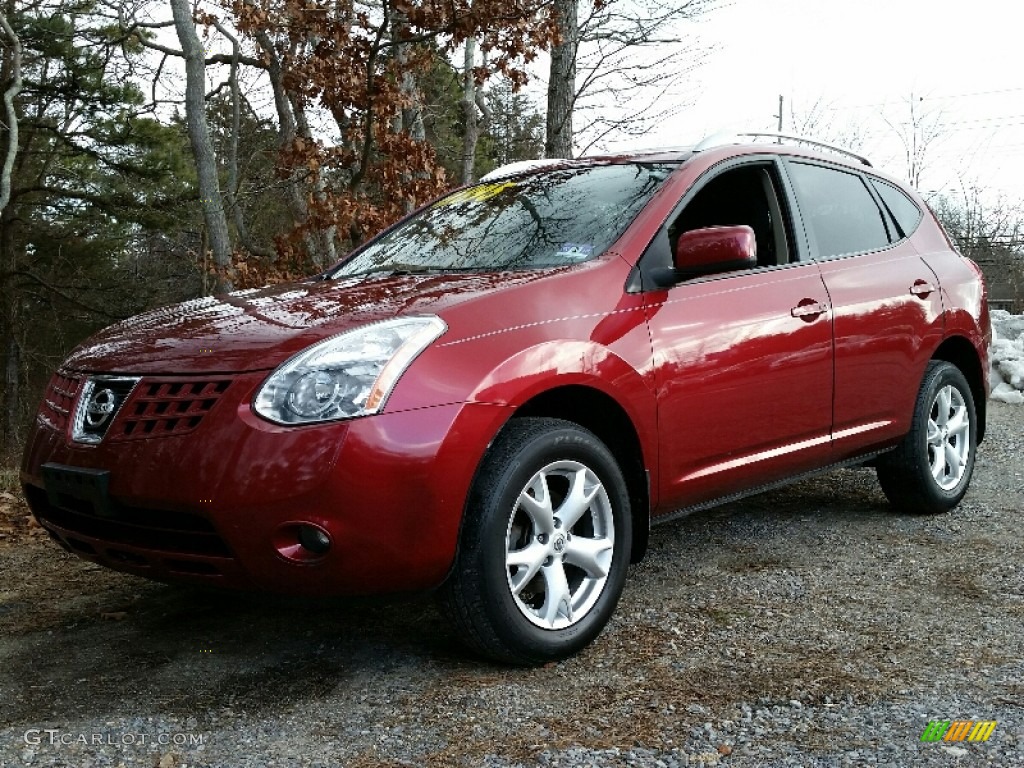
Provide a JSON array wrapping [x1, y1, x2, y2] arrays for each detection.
[[990, 310, 1024, 405]]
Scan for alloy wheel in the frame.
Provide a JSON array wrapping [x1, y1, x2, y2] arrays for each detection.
[[505, 460, 615, 630], [927, 383, 971, 491]]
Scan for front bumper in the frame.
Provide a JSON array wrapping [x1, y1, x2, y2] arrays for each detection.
[[21, 370, 511, 594]]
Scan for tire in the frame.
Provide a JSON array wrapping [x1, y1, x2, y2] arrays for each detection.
[[438, 417, 632, 665], [876, 360, 978, 514]]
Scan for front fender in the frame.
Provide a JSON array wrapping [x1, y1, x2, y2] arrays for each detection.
[[471, 340, 652, 406], [467, 339, 660, 506]]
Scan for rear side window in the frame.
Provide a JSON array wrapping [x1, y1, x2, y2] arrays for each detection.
[[870, 178, 923, 238], [787, 162, 890, 259]]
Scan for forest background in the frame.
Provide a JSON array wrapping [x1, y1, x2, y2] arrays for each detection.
[[1, 0, 1021, 463]]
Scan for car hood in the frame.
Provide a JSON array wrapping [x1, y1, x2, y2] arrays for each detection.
[[64, 272, 539, 374]]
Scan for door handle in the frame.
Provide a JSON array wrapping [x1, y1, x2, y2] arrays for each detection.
[[910, 280, 936, 298], [790, 299, 828, 320]]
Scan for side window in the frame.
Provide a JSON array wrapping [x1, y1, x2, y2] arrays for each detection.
[[870, 178, 923, 239], [787, 162, 890, 259], [666, 165, 791, 268]]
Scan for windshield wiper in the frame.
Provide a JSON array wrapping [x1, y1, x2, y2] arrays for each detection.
[[338, 264, 433, 278], [340, 264, 484, 278]]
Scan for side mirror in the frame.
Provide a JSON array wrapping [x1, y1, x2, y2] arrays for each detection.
[[673, 225, 757, 276]]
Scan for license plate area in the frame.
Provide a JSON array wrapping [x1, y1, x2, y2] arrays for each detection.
[[42, 463, 114, 518]]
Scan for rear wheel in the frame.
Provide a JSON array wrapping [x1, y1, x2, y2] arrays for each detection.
[[439, 417, 632, 664], [877, 361, 977, 514]]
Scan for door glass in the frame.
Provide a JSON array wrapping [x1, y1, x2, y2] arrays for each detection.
[[668, 165, 788, 268], [788, 163, 891, 259]]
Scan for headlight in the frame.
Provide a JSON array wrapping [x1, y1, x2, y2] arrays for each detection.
[[254, 316, 446, 425]]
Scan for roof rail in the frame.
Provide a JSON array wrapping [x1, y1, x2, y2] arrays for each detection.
[[693, 131, 872, 167]]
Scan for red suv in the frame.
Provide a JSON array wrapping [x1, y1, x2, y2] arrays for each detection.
[[21, 135, 990, 664]]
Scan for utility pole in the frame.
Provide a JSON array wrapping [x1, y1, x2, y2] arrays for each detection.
[[774, 95, 784, 141]]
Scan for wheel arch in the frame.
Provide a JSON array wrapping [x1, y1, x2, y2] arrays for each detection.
[[932, 335, 986, 443], [512, 385, 651, 563]]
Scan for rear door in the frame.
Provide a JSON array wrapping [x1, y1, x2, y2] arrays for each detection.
[[783, 160, 944, 461]]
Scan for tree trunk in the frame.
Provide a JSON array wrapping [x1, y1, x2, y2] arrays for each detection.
[[215, 21, 274, 261], [290, 94, 338, 267], [0, 9, 22, 215], [170, 0, 233, 291], [253, 29, 326, 265], [0, 200, 19, 458], [3, 333, 19, 459], [460, 37, 478, 185], [545, 0, 576, 159], [389, 11, 426, 214]]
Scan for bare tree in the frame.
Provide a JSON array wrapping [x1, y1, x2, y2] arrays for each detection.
[[546, 0, 715, 157], [785, 95, 867, 151], [170, 0, 233, 290], [545, 0, 576, 158], [211, 19, 274, 260], [244, 26, 327, 265], [0, 7, 23, 456], [458, 37, 494, 183], [0, 9, 22, 214], [389, 9, 428, 214], [111, 1, 301, 269], [461, 37, 481, 183], [881, 92, 945, 189], [933, 180, 1024, 307], [935, 180, 1023, 257]]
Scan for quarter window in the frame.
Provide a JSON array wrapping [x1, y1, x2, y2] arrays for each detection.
[[788, 162, 890, 259], [870, 178, 923, 238]]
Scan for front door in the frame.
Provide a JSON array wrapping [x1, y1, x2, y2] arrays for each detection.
[[641, 160, 835, 512]]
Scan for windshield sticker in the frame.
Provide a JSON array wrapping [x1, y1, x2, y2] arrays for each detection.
[[557, 243, 595, 260], [435, 181, 516, 208]]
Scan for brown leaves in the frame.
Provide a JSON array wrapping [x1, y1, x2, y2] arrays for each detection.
[[193, 10, 220, 27], [0, 487, 47, 546], [200, 243, 327, 290], [218, 0, 556, 271]]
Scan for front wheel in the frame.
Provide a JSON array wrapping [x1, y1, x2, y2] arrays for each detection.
[[876, 360, 978, 514], [439, 418, 632, 665]]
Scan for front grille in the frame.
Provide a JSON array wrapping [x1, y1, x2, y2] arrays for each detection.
[[112, 379, 232, 440], [25, 485, 232, 557], [73, 376, 140, 443], [40, 373, 81, 431]]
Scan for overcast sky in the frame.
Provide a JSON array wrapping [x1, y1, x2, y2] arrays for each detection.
[[168, 0, 1022, 204], [598, 0, 1024, 204]]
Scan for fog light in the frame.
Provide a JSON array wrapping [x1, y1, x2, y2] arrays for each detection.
[[298, 524, 331, 555], [273, 522, 333, 563]]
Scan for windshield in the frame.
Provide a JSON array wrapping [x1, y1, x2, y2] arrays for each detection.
[[331, 162, 678, 277]]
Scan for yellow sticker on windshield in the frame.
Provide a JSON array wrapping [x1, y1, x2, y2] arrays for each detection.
[[435, 181, 515, 207]]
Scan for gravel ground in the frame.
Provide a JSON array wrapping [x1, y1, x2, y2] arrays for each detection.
[[1, 403, 1022, 768]]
